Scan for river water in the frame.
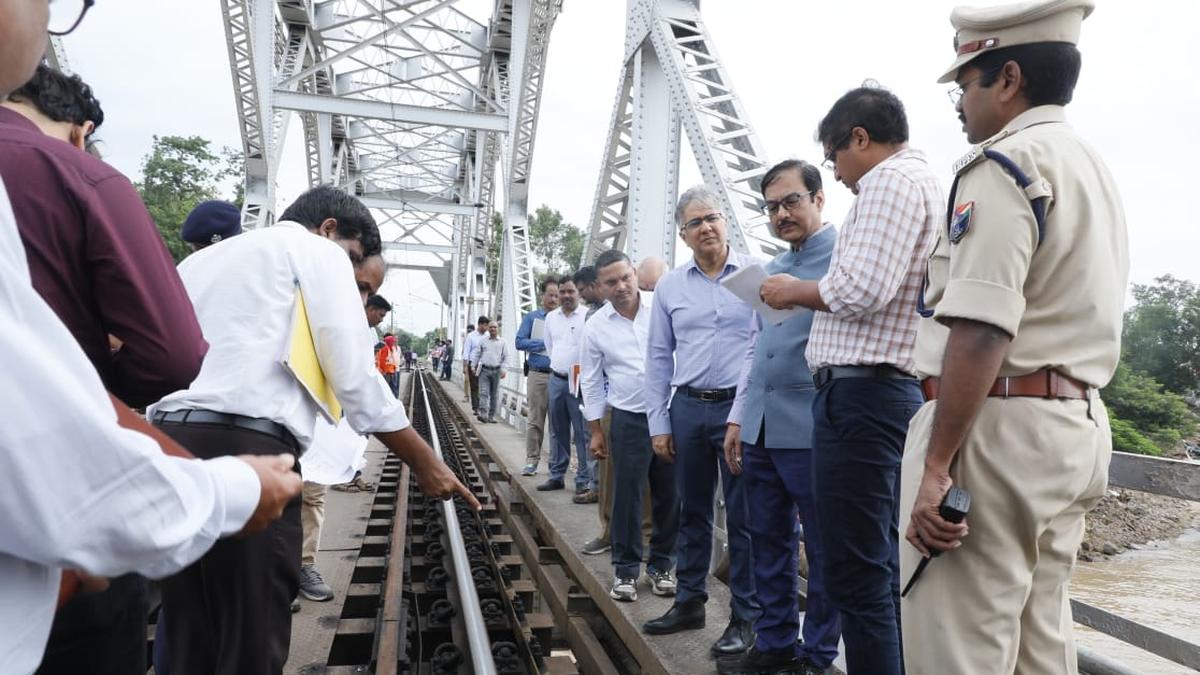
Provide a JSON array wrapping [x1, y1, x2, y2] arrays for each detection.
[[1071, 529, 1200, 673]]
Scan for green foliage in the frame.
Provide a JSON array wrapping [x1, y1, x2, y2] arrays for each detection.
[[485, 212, 504, 294], [1102, 361, 1197, 453], [1107, 415, 1163, 456], [1122, 275, 1200, 395], [135, 135, 241, 262], [526, 205, 585, 273]]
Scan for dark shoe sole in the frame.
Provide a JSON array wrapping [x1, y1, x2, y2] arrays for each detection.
[[299, 588, 334, 602], [643, 617, 705, 635]]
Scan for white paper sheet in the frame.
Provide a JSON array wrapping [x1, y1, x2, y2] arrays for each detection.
[[720, 263, 803, 325]]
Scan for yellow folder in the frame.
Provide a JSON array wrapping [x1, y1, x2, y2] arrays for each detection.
[[282, 286, 342, 423]]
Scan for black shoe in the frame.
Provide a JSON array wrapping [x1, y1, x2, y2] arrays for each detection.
[[643, 598, 705, 635], [536, 478, 565, 491], [716, 646, 799, 675], [796, 656, 829, 675], [711, 617, 755, 656]]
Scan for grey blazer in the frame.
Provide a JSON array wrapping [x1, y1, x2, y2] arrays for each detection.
[[737, 225, 836, 449]]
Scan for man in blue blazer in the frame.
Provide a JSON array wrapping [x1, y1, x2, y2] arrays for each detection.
[[719, 160, 842, 675]]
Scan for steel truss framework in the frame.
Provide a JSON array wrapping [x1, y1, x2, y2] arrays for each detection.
[[223, 0, 559, 363], [583, 0, 776, 264]]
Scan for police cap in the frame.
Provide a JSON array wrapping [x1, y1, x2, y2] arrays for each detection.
[[938, 0, 1094, 83], [181, 200, 242, 245]]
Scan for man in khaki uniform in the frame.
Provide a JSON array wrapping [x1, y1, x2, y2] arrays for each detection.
[[899, 1, 1128, 673]]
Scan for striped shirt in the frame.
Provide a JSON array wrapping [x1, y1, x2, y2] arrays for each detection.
[[807, 148, 943, 374]]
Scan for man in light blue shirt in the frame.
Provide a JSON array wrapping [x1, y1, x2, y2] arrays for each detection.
[[515, 277, 559, 475], [720, 161, 841, 675], [642, 185, 761, 656], [463, 316, 489, 414]]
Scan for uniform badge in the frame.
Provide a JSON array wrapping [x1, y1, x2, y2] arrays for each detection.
[[949, 201, 974, 244]]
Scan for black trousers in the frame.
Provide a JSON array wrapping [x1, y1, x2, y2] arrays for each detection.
[[153, 421, 303, 675], [35, 573, 149, 675]]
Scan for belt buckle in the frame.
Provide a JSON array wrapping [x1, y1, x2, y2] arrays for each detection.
[[697, 390, 716, 402]]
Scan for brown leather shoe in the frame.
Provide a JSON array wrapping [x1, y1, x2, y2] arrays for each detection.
[[572, 489, 599, 504]]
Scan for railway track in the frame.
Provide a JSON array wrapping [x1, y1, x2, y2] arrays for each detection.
[[323, 370, 566, 674]]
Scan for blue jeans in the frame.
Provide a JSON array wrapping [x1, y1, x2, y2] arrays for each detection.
[[610, 408, 678, 579], [812, 376, 922, 675], [670, 393, 760, 621], [548, 374, 592, 489], [743, 442, 841, 666]]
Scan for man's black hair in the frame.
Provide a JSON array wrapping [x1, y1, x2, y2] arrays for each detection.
[[816, 85, 908, 150], [366, 294, 392, 312], [539, 275, 559, 294], [477, 315, 491, 325], [761, 159, 822, 198], [279, 185, 381, 257], [971, 43, 1082, 107], [573, 266, 598, 287], [594, 249, 631, 272], [8, 64, 104, 134]]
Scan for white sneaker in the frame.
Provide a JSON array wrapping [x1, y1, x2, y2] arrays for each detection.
[[610, 577, 637, 602], [647, 569, 677, 597]]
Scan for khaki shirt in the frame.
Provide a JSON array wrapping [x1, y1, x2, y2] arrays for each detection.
[[914, 105, 1128, 388]]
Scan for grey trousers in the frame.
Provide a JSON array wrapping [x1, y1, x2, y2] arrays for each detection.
[[525, 370, 551, 464], [478, 366, 501, 418]]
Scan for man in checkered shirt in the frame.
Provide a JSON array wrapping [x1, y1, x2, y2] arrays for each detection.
[[759, 86, 942, 675]]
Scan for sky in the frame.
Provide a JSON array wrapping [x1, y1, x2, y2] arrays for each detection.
[[59, 1, 1200, 337]]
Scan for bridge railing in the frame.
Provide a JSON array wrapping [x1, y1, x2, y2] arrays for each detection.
[[1073, 451, 1200, 674]]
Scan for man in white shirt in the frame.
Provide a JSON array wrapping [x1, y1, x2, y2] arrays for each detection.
[[581, 250, 679, 603], [463, 316, 490, 412], [0, 5, 300, 672], [473, 322, 509, 423], [537, 276, 594, 493], [149, 185, 476, 675]]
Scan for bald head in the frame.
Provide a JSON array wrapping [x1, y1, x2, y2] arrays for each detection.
[[637, 256, 668, 291]]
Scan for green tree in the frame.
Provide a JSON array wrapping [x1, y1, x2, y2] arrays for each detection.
[[136, 135, 241, 262], [1102, 362, 1197, 454], [526, 205, 585, 272], [1122, 275, 1200, 395], [485, 212, 504, 294]]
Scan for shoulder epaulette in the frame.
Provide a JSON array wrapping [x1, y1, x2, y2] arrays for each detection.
[[951, 128, 1017, 176]]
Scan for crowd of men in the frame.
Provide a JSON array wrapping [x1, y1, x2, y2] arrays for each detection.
[[0, 0, 1129, 674], [485, 2, 1122, 675]]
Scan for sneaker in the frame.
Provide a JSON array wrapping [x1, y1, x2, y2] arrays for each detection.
[[647, 569, 677, 597], [610, 577, 637, 602], [521, 463, 537, 476], [299, 564, 334, 601], [581, 537, 611, 555], [572, 489, 598, 504], [290, 596, 301, 613]]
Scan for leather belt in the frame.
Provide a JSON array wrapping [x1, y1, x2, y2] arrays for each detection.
[[813, 364, 915, 389], [920, 369, 1090, 402], [152, 409, 298, 449], [678, 385, 737, 403], [552, 371, 569, 380], [480, 364, 501, 370], [529, 366, 552, 374]]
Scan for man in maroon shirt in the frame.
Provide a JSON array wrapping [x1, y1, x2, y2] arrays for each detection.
[[1, 64, 208, 675]]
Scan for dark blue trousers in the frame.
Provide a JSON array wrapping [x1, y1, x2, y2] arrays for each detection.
[[812, 376, 922, 675], [548, 374, 592, 489], [743, 442, 841, 667], [669, 394, 760, 621], [609, 408, 679, 579]]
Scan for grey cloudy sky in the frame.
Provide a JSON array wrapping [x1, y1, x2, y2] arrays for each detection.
[[59, 1, 1199, 337]]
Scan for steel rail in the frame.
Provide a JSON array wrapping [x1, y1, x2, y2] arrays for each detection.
[[415, 371, 497, 675]]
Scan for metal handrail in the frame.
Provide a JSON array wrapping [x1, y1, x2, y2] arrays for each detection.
[[416, 371, 497, 675]]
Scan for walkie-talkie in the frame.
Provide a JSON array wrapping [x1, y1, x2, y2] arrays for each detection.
[[900, 486, 971, 597]]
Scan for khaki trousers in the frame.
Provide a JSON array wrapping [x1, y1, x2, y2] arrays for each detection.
[[301, 481, 328, 567], [525, 370, 551, 464], [899, 396, 1111, 675]]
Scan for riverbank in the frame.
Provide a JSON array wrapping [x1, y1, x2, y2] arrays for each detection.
[[1081, 488, 1200, 561]]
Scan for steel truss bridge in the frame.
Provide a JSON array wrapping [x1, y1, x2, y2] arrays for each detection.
[[217, 3, 1198, 673]]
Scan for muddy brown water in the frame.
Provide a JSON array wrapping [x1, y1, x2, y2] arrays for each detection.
[[1071, 529, 1200, 674]]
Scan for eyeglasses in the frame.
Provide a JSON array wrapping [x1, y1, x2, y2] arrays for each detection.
[[947, 69, 999, 106], [761, 191, 813, 216], [49, 0, 95, 36], [681, 212, 724, 232], [821, 131, 852, 171]]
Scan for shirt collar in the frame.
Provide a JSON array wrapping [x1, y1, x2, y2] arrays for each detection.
[[856, 147, 925, 189], [788, 222, 835, 252], [684, 245, 743, 274], [1001, 105, 1068, 134], [0, 106, 39, 133]]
